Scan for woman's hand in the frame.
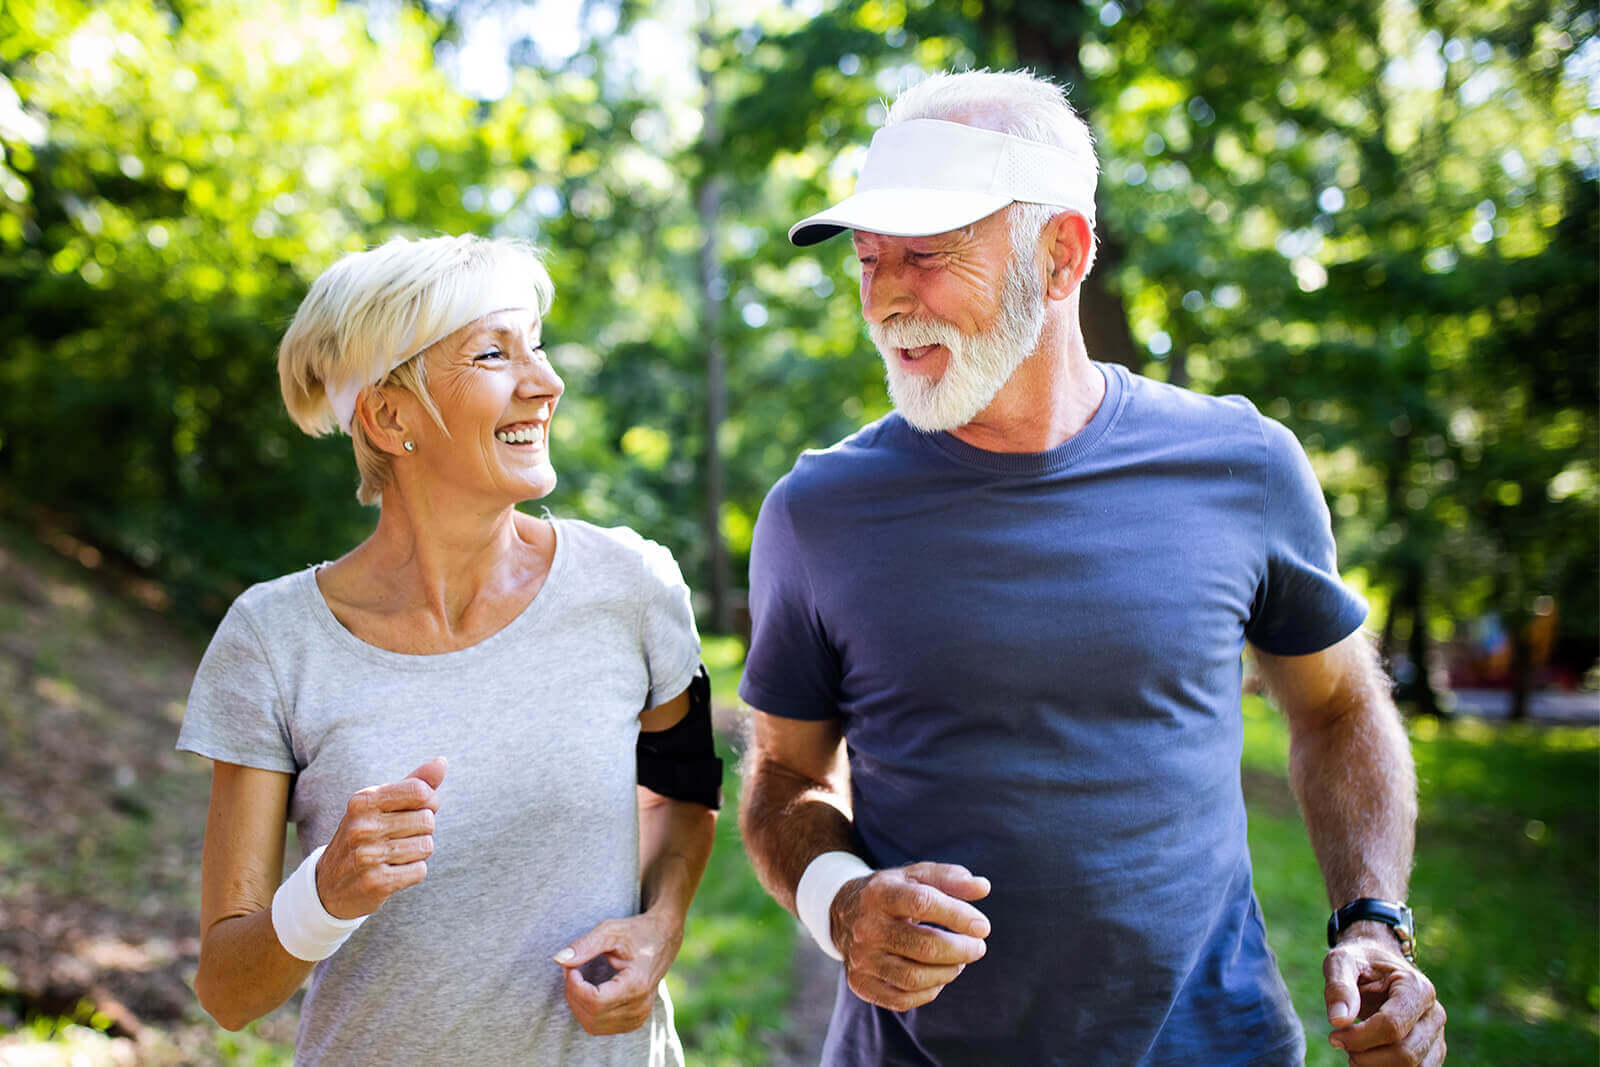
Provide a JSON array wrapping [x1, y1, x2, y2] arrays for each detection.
[[554, 910, 683, 1035], [316, 757, 447, 919]]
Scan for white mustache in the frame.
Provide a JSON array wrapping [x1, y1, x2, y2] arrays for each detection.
[[870, 317, 964, 352]]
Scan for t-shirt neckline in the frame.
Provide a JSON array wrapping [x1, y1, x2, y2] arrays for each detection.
[[918, 361, 1128, 475], [299, 516, 569, 670]]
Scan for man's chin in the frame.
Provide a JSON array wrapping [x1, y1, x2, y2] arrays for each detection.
[[886, 380, 973, 433]]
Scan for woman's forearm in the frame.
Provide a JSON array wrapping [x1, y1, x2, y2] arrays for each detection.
[[637, 789, 716, 925], [195, 908, 316, 1031], [197, 763, 312, 1030]]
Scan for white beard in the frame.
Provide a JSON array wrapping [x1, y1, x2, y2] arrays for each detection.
[[869, 246, 1047, 433]]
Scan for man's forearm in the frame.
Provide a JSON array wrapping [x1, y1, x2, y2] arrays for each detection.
[[738, 757, 854, 915], [1284, 642, 1418, 905]]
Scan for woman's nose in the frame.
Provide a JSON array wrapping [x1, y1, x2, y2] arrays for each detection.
[[515, 353, 564, 401]]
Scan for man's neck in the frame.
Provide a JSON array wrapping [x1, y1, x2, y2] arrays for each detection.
[[947, 314, 1105, 454]]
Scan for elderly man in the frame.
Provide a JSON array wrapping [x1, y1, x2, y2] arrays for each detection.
[[737, 70, 1445, 1065]]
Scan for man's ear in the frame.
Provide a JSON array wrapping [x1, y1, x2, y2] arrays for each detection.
[[355, 386, 413, 456], [1042, 210, 1094, 301]]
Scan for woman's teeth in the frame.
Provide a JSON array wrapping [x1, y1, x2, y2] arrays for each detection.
[[495, 425, 544, 445]]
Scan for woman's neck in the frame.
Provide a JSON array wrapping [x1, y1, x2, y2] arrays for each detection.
[[327, 481, 554, 644]]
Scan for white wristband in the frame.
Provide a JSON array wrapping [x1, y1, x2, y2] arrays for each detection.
[[796, 851, 874, 962], [271, 845, 367, 962]]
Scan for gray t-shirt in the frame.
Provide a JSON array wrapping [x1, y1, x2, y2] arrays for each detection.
[[179, 518, 700, 1066]]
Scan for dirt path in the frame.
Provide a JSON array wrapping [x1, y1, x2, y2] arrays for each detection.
[[0, 525, 301, 1063]]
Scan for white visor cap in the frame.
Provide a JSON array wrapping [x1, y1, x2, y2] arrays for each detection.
[[325, 271, 542, 435], [789, 118, 1098, 247]]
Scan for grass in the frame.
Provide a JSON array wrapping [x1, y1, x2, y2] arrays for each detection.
[[1243, 696, 1599, 1065], [667, 753, 799, 1066]]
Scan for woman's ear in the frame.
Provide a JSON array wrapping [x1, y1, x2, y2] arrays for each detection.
[[355, 386, 412, 457], [1042, 211, 1094, 301]]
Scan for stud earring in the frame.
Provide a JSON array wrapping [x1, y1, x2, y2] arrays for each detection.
[[403, 441, 416, 453]]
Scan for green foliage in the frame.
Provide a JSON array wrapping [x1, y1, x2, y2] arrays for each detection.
[[1, 0, 498, 611], [1244, 697, 1600, 1064], [3, 0, 1593, 681]]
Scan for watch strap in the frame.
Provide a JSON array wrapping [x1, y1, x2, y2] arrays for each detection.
[[1327, 897, 1415, 961]]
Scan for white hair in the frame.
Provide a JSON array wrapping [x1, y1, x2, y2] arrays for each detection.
[[278, 234, 554, 505], [887, 69, 1099, 274]]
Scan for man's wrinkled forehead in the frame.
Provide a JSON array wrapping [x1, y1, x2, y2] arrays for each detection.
[[851, 213, 1001, 251]]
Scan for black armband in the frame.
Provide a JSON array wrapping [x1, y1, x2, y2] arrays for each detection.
[[637, 664, 722, 809]]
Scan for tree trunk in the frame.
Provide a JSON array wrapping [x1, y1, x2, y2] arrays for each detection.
[[1403, 564, 1440, 717], [1079, 241, 1143, 373], [1508, 630, 1532, 720], [696, 7, 731, 633], [1378, 580, 1400, 668]]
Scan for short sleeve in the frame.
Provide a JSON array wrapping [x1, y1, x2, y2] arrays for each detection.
[[176, 600, 298, 772], [1244, 416, 1369, 655], [738, 476, 842, 720], [640, 541, 702, 709]]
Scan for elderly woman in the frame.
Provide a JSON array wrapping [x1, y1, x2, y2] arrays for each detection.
[[178, 234, 719, 1065]]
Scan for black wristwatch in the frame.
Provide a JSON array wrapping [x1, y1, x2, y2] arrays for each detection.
[[1327, 898, 1415, 961]]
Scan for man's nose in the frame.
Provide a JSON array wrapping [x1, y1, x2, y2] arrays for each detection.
[[861, 259, 915, 326]]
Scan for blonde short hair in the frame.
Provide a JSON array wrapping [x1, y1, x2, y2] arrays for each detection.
[[278, 234, 554, 505]]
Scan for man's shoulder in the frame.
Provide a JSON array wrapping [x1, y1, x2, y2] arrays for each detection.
[[1116, 368, 1323, 505], [1119, 366, 1264, 436], [781, 412, 918, 492]]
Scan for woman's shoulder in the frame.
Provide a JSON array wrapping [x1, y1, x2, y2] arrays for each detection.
[[555, 518, 685, 592], [225, 567, 321, 635]]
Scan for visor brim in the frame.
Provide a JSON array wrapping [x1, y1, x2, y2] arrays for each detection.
[[788, 189, 1013, 247]]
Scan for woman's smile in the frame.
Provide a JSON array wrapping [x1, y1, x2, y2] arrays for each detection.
[[494, 418, 549, 447]]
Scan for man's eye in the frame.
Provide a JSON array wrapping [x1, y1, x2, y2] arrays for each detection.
[[857, 256, 877, 267], [910, 252, 940, 262]]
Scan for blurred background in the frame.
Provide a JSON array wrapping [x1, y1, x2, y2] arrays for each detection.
[[0, 0, 1594, 1063]]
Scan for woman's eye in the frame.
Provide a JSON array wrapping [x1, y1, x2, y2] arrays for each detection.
[[474, 350, 505, 362]]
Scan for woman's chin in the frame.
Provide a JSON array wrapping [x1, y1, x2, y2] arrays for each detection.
[[512, 467, 558, 503]]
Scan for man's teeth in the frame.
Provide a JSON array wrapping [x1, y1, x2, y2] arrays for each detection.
[[495, 425, 544, 444]]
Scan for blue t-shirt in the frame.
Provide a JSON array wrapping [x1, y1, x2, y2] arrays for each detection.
[[739, 363, 1367, 1066]]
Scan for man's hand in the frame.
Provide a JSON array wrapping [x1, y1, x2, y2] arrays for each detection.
[[1325, 929, 1446, 1065], [832, 862, 991, 1012], [555, 912, 680, 1035], [315, 757, 446, 920]]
